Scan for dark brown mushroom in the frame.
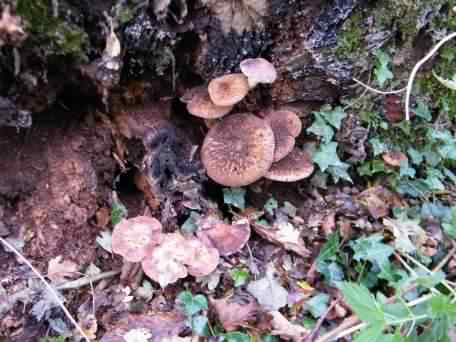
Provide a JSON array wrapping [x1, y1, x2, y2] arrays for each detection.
[[265, 148, 314, 182], [201, 113, 275, 186], [208, 73, 250, 106]]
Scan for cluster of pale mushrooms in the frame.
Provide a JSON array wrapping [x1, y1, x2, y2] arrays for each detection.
[[112, 215, 251, 288], [181, 58, 315, 187]]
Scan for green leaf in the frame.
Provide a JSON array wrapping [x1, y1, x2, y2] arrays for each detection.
[[353, 322, 384, 342], [191, 315, 209, 336], [322, 106, 347, 129], [399, 160, 416, 178], [307, 114, 334, 143], [316, 233, 339, 263], [306, 293, 330, 318], [229, 268, 249, 287], [313, 142, 343, 172], [358, 160, 388, 177], [350, 234, 394, 268], [327, 164, 353, 183], [442, 207, 456, 238], [181, 211, 200, 233], [224, 332, 251, 342], [223, 188, 246, 209], [413, 100, 432, 121], [431, 294, 456, 319], [370, 138, 388, 156], [374, 50, 394, 87], [408, 148, 424, 165], [338, 282, 385, 324], [317, 261, 345, 286], [433, 70, 456, 90], [111, 200, 128, 226], [177, 291, 208, 317], [264, 197, 278, 215]]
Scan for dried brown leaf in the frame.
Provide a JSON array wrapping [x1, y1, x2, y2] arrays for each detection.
[[211, 296, 259, 331], [269, 311, 309, 341], [47, 255, 78, 283]]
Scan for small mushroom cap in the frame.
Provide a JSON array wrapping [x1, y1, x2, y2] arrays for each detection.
[[112, 216, 163, 263], [208, 73, 250, 106], [240, 58, 277, 88], [201, 113, 275, 187], [382, 151, 408, 167], [263, 110, 302, 162], [181, 86, 233, 119], [197, 217, 251, 256], [184, 237, 220, 277], [265, 148, 314, 182]]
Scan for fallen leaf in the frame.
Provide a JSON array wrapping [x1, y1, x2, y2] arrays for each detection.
[[247, 265, 288, 311], [383, 95, 403, 123], [96, 230, 113, 253], [124, 328, 152, 342], [269, 311, 309, 341], [382, 151, 408, 167], [356, 185, 399, 219], [47, 256, 78, 283], [211, 296, 259, 331], [253, 221, 310, 257], [383, 216, 427, 253]]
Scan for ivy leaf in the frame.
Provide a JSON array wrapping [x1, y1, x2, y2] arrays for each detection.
[[350, 234, 394, 268], [321, 106, 346, 129], [338, 282, 385, 325], [224, 332, 251, 342], [316, 233, 339, 264], [306, 293, 330, 318], [229, 268, 249, 287], [313, 142, 342, 172], [370, 138, 388, 157], [399, 160, 416, 178], [374, 50, 393, 87], [191, 315, 209, 336], [413, 100, 432, 121], [327, 164, 353, 183], [177, 291, 208, 317], [223, 188, 246, 209], [307, 114, 334, 143]]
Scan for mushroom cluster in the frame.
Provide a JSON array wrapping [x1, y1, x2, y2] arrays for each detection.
[[181, 58, 314, 187]]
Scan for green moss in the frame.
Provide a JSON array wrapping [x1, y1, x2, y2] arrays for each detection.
[[16, 0, 88, 59], [335, 12, 365, 57]]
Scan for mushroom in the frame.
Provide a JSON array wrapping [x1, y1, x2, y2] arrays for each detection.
[[208, 73, 250, 106], [201, 113, 275, 187], [263, 109, 302, 162], [197, 217, 251, 256], [181, 86, 233, 119], [265, 148, 314, 182], [112, 216, 163, 263], [240, 58, 277, 88], [184, 237, 220, 277], [382, 151, 408, 167]]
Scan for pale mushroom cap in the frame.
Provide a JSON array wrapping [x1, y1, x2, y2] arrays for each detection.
[[141, 232, 188, 288], [240, 58, 277, 88], [208, 73, 250, 106], [263, 110, 302, 162], [201, 113, 275, 187], [382, 151, 408, 167], [265, 148, 314, 182], [197, 218, 251, 256], [182, 86, 233, 119], [184, 237, 219, 277], [112, 216, 163, 263]]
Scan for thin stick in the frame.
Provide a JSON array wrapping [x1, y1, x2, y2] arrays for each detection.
[[352, 78, 407, 95], [0, 237, 91, 342], [405, 32, 456, 121], [433, 242, 456, 273], [304, 298, 339, 342], [56, 270, 120, 291]]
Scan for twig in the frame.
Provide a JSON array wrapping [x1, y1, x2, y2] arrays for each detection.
[[0, 237, 91, 342], [304, 298, 340, 342], [433, 241, 456, 273], [56, 270, 120, 291], [315, 315, 360, 342], [352, 77, 407, 95], [405, 31, 456, 121]]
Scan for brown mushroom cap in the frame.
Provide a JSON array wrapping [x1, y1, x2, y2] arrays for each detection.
[[201, 113, 275, 187], [265, 148, 314, 182], [240, 58, 277, 88], [181, 86, 233, 119], [112, 216, 163, 263], [197, 217, 251, 256], [208, 73, 250, 106], [382, 151, 408, 167], [263, 110, 302, 162]]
